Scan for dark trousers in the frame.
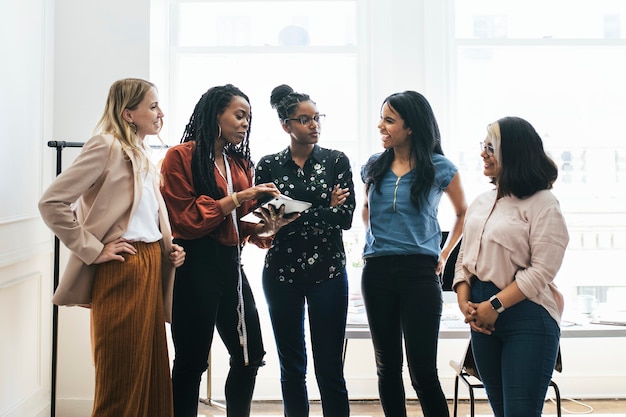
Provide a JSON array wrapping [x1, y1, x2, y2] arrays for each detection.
[[263, 270, 350, 417], [170, 236, 265, 417], [470, 279, 560, 417], [361, 255, 449, 417]]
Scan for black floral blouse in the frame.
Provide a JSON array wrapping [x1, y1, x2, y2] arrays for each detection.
[[255, 145, 356, 284]]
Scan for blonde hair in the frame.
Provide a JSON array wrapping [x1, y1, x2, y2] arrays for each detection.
[[485, 121, 502, 189], [94, 78, 162, 174], [486, 121, 502, 164]]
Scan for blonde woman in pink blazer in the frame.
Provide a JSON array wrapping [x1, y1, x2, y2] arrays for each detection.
[[39, 78, 185, 417]]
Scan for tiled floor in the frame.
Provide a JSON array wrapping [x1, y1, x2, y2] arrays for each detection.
[[198, 398, 626, 416]]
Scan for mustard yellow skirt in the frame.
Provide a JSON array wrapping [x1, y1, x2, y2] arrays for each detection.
[[90, 241, 173, 417]]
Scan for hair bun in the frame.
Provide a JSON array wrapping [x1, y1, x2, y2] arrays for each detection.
[[270, 84, 294, 108]]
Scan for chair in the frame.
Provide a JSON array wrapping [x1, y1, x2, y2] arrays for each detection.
[[439, 231, 461, 291], [450, 340, 562, 417]]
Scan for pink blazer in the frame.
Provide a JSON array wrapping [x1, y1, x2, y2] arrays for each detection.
[[39, 134, 176, 322]]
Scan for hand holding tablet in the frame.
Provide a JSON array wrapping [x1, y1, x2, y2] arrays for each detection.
[[241, 194, 312, 223]]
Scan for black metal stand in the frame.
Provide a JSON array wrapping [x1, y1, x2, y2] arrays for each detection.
[[46, 141, 84, 417]]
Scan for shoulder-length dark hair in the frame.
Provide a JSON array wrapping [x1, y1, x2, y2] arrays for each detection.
[[180, 84, 253, 198], [493, 116, 558, 198], [364, 91, 444, 210]]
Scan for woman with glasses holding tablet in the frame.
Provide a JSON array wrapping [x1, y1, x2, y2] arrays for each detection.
[[255, 84, 355, 417]]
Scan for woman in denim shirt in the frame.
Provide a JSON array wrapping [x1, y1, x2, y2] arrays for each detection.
[[361, 90, 467, 417]]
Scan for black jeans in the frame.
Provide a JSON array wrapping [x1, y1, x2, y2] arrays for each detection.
[[263, 270, 349, 417], [170, 236, 265, 417], [361, 254, 449, 417]]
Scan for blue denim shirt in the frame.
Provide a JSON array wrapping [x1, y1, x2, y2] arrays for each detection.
[[361, 152, 457, 259]]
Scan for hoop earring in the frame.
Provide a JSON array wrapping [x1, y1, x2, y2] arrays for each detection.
[[217, 124, 222, 139], [129, 122, 137, 134]]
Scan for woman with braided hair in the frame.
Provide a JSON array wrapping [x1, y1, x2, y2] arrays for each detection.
[[160, 84, 298, 417]]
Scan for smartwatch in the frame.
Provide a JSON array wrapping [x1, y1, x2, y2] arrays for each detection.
[[489, 295, 505, 313]]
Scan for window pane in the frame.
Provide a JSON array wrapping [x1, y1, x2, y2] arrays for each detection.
[[174, 1, 357, 47], [453, 43, 626, 311], [166, 53, 358, 160], [155, 0, 363, 309], [454, 45, 626, 200], [455, 0, 626, 39]]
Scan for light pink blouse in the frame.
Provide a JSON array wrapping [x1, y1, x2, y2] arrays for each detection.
[[453, 189, 569, 323]]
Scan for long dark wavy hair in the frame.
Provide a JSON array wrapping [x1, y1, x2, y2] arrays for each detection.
[[180, 84, 253, 198], [364, 91, 444, 211], [491, 116, 558, 199]]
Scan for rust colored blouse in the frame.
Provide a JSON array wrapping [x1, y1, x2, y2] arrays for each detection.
[[160, 141, 270, 248]]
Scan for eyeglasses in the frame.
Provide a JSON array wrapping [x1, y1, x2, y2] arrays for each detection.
[[284, 114, 326, 126], [480, 141, 496, 156]]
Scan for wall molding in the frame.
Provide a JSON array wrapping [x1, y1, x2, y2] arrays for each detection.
[[0, 242, 51, 272]]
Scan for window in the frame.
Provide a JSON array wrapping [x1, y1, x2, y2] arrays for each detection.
[[452, 0, 626, 317], [150, 0, 365, 307], [151, 0, 626, 318], [151, 0, 361, 163]]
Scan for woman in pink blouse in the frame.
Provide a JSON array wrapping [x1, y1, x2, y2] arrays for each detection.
[[453, 116, 569, 417]]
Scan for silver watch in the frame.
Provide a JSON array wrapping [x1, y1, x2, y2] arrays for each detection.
[[489, 295, 505, 313]]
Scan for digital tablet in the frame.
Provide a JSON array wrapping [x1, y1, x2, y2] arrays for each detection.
[[240, 194, 312, 223]]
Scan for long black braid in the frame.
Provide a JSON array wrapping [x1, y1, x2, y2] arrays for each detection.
[[181, 84, 253, 198], [270, 84, 313, 120]]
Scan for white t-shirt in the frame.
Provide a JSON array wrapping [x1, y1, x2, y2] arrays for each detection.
[[123, 170, 162, 243]]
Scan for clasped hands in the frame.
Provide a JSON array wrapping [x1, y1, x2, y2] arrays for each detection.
[[461, 300, 498, 335]]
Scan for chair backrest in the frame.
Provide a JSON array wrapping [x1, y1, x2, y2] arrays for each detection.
[[460, 340, 480, 378], [554, 346, 562, 373], [461, 339, 563, 378], [440, 231, 462, 291]]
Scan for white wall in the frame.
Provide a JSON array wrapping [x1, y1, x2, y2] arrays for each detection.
[[50, 1, 151, 415], [0, 0, 54, 416]]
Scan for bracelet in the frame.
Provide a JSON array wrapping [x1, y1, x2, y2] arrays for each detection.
[[231, 192, 242, 208]]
